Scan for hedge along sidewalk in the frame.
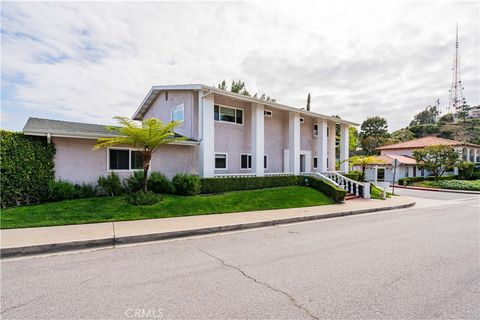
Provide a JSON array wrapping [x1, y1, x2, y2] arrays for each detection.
[[393, 184, 480, 195], [1, 196, 415, 258]]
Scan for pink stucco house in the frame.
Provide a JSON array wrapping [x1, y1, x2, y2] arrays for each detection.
[[23, 84, 358, 184]]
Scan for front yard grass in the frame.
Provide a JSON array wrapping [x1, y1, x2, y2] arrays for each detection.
[[415, 179, 480, 191], [0, 186, 334, 229]]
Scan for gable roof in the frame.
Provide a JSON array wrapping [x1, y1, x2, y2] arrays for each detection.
[[23, 117, 197, 143], [377, 136, 479, 150], [132, 84, 359, 126]]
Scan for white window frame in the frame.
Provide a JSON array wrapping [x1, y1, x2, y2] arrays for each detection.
[[171, 103, 185, 122], [215, 153, 228, 170], [107, 147, 150, 172], [377, 167, 386, 182], [214, 104, 244, 125], [264, 110, 273, 117], [240, 153, 252, 170], [299, 117, 305, 124], [264, 154, 268, 170], [313, 156, 318, 169], [313, 124, 318, 137]]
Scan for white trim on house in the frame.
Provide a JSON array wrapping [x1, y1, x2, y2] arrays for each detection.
[[214, 152, 228, 170]]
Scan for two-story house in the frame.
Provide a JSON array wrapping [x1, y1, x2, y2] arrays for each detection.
[[23, 84, 358, 184]]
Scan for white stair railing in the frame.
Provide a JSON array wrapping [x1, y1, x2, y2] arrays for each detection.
[[317, 171, 371, 199]]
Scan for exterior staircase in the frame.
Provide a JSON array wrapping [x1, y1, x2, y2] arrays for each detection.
[[345, 193, 361, 201]]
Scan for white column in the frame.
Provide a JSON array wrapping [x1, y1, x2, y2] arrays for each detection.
[[199, 93, 215, 177], [340, 124, 349, 173], [474, 149, 478, 163], [288, 111, 300, 174], [316, 119, 328, 172], [467, 148, 471, 162], [251, 103, 264, 176], [327, 121, 336, 171]]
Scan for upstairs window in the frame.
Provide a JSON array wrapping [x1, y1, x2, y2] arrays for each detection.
[[264, 110, 273, 117], [300, 117, 305, 124], [171, 104, 184, 122], [109, 149, 144, 171], [313, 124, 318, 136], [214, 105, 243, 124]]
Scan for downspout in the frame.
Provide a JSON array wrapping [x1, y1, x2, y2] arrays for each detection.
[[47, 133, 51, 144]]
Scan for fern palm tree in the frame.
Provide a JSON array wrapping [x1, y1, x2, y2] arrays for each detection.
[[94, 117, 186, 192], [349, 155, 387, 181]]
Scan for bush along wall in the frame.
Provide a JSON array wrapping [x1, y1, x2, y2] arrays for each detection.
[[201, 175, 346, 203], [0, 131, 56, 207], [398, 175, 458, 186]]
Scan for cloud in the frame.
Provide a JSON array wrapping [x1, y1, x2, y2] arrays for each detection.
[[1, 1, 479, 131]]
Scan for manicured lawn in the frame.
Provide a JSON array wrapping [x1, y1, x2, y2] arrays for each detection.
[[0, 186, 334, 229], [416, 179, 480, 191]]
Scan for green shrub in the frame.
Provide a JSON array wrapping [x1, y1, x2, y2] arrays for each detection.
[[0, 130, 55, 207], [303, 176, 347, 203], [422, 180, 480, 191], [125, 191, 161, 205], [97, 173, 123, 196], [398, 175, 458, 185], [74, 183, 96, 198], [201, 176, 302, 194], [342, 171, 361, 182], [124, 171, 144, 192], [148, 172, 175, 194], [458, 162, 475, 180], [47, 180, 78, 202], [201, 175, 346, 203], [172, 173, 202, 195]]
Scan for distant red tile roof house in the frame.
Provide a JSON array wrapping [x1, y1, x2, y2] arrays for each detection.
[[376, 136, 479, 151], [369, 155, 417, 166]]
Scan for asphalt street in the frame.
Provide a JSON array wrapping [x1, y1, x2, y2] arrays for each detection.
[[1, 190, 479, 319]]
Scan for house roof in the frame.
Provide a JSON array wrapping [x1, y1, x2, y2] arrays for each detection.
[[376, 136, 479, 150], [132, 84, 359, 126], [368, 155, 417, 166], [23, 117, 197, 143]]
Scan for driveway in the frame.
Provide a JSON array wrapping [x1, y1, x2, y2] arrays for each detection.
[[1, 191, 479, 319]]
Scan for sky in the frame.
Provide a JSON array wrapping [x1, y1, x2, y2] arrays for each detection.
[[1, 1, 479, 132]]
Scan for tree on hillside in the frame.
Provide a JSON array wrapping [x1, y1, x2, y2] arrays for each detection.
[[456, 104, 470, 123], [438, 113, 454, 124], [410, 105, 439, 126], [306, 93, 311, 111], [360, 116, 388, 138], [94, 117, 185, 193], [389, 128, 415, 143], [361, 136, 381, 156], [217, 80, 227, 90], [412, 145, 460, 180], [217, 80, 276, 102]]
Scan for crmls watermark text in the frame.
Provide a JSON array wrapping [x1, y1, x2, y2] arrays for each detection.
[[125, 308, 164, 318]]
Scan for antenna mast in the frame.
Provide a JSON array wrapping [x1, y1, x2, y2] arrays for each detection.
[[447, 23, 466, 114]]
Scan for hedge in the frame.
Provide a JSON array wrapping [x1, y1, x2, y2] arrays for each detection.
[[201, 175, 346, 202], [342, 172, 361, 182], [1, 131, 56, 207], [398, 175, 458, 186]]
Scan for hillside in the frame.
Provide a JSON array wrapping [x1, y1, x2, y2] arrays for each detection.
[[408, 119, 480, 145]]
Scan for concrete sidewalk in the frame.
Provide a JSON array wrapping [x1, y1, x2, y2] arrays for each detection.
[[1, 196, 415, 257]]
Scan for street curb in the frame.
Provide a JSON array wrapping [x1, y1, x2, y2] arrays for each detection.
[[1, 200, 416, 258], [393, 185, 480, 195]]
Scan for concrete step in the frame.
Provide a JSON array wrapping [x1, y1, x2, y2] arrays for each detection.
[[345, 193, 361, 200]]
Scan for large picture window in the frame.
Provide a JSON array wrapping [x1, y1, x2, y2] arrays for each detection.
[[214, 105, 243, 124], [109, 149, 145, 171]]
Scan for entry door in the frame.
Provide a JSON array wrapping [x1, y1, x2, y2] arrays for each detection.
[[300, 155, 306, 172]]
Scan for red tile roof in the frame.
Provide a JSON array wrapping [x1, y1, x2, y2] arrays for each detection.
[[368, 155, 417, 165], [376, 136, 479, 150]]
